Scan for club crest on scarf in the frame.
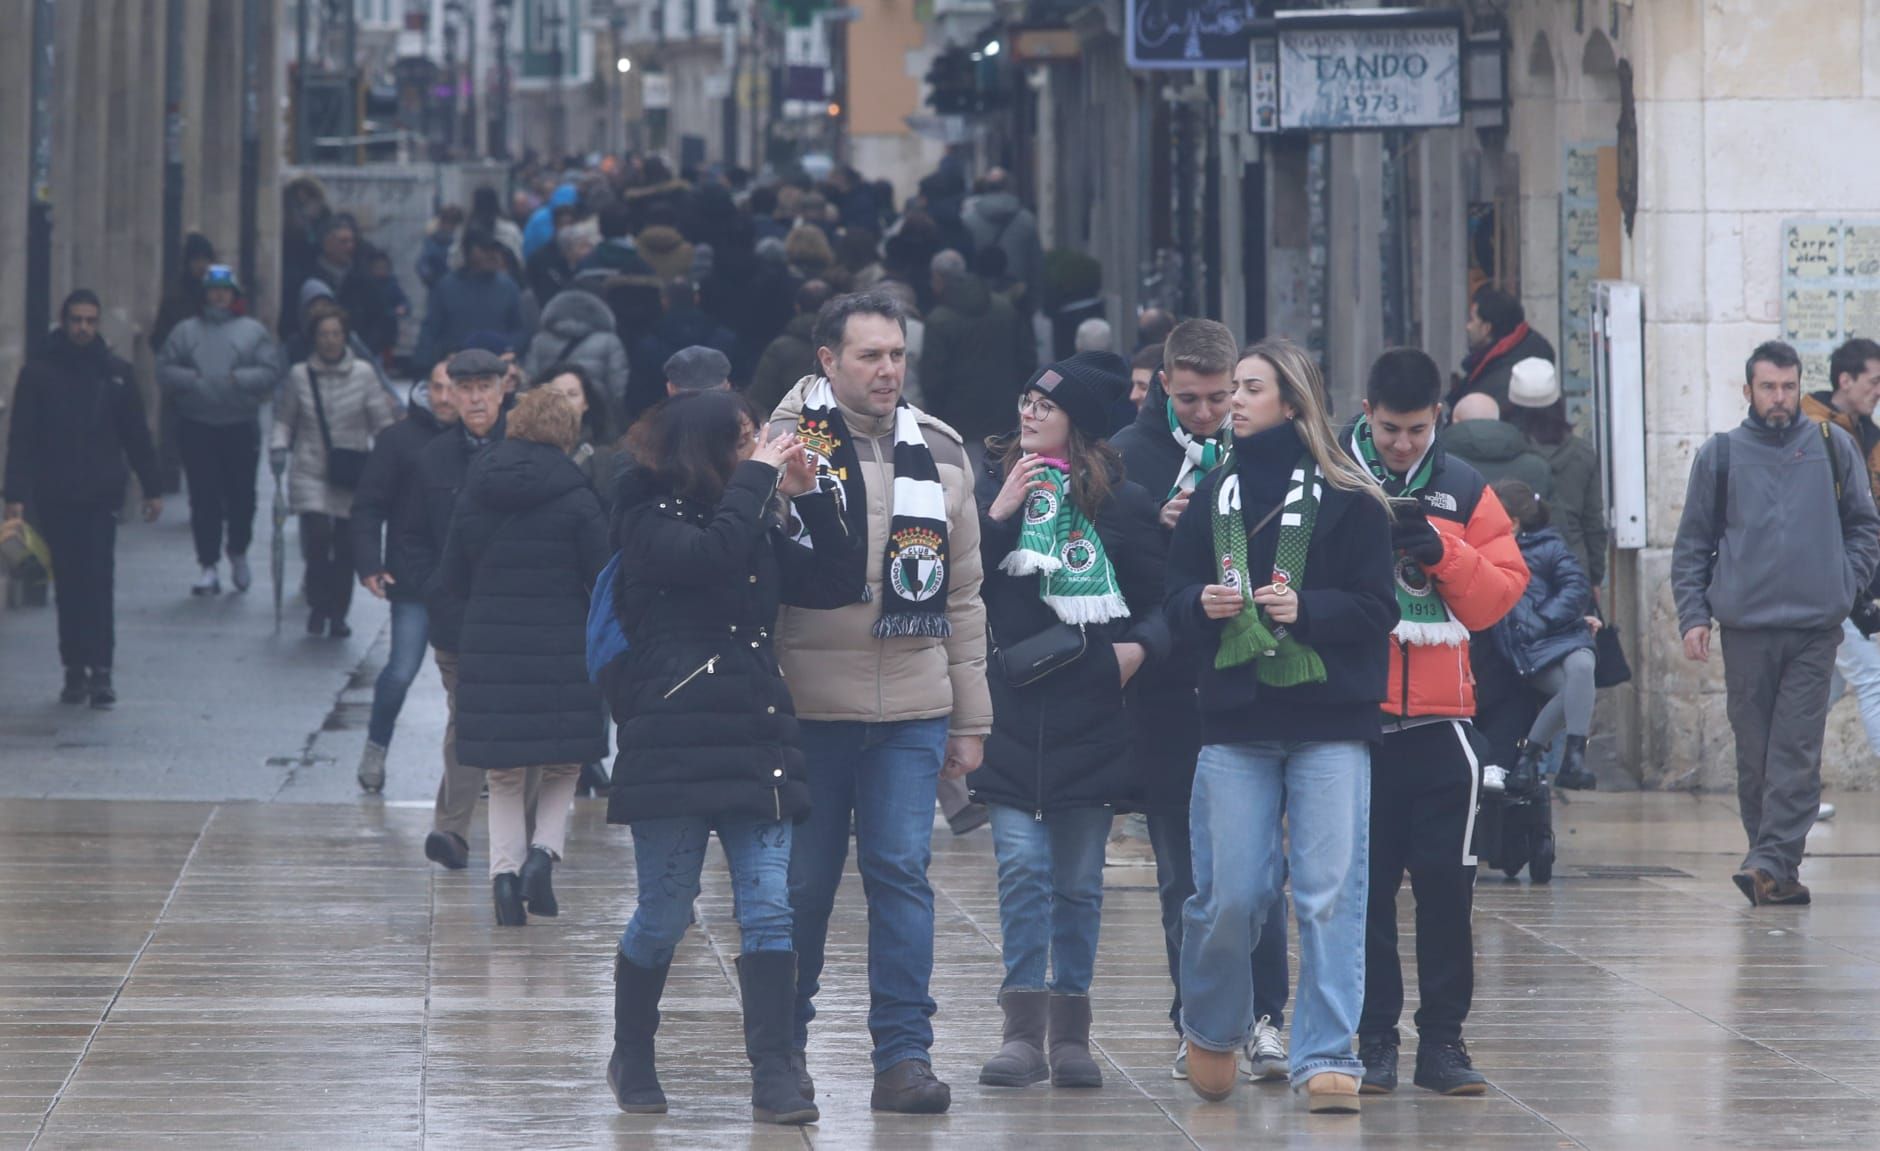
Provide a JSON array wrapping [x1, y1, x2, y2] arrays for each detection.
[[796, 416, 849, 511], [1061, 533, 1098, 574], [790, 377, 953, 637], [1023, 486, 1058, 526], [888, 526, 947, 603]]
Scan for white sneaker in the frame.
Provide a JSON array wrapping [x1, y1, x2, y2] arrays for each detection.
[[229, 554, 253, 592], [1171, 1038, 1189, 1080], [191, 566, 221, 597], [1482, 764, 1508, 793], [1244, 1015, 1288, 1081], [1818, 801, 1836, 822]]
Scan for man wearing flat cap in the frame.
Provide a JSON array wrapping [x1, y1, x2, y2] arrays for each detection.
[[410, 348, 535, 871]]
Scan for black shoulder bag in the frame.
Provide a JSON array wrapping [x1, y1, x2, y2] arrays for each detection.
[[307, 368, 371, 491]]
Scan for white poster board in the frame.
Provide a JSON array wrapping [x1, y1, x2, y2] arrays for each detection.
[[1276, 21, 1461, 131]]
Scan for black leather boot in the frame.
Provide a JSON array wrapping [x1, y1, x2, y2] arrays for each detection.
[[519, 847, 558, 917], [736, 951, 819, 1124], [607, 954, 670, 1113], [491, 873, 526, 926], [1506, 738, 1546, 796], [61, 668, 88, 705], [1554, 734, 1596, 790]]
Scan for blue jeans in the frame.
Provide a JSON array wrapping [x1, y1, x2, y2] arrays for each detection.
[[989, 803, 1113, 996], [366, 600, 430, 748], [1148, 809, 1290, 1032], [789, 717, 949, 1073], [618, 814, 794, 967], [1181, 740, 1370, 1087]]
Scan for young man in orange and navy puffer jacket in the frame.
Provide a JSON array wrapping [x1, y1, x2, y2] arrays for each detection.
[[1345, 348, 1529, 1099]]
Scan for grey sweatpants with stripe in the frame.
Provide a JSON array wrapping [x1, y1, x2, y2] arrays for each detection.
[[1719, 625, 1840, 883]]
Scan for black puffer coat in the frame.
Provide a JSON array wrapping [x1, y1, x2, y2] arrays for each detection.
[[603, 460, 849, 826], [967, 451, 1172, 816], [1491, 526, 1595, 677], [1107, 374, 1219, 812], [441, 437, 610, 769]]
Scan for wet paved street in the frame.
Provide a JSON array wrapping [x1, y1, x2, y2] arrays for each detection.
[[5, 496, 1880, 1148], [3, 791, 1878, 1150]]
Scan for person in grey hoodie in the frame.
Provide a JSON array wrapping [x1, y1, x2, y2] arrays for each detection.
[[157, 265, 283, 596], [960, 169, 1045, 315], [1671, 340, 1880, 908], [522, 286, 630, 430]]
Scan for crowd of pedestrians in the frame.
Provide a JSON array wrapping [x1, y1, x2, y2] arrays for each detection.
[[8, 150, 1879, 1130]]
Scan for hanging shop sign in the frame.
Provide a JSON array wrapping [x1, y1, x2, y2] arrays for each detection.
[[1274, 9, 1462, 130], [1127, 0, 1261, 71]]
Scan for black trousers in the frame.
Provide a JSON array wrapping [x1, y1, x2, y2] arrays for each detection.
[[176, 417, 260, 567], [37, 501, 118, 671], [1360, 719, 1480, 1045], [299, 513, 355, 623]]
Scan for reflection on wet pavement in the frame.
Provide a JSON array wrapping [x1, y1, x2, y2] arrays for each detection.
[[4, 791, 1877, 1149]]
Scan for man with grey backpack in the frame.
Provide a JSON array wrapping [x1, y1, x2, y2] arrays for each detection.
[[1672, 340, 1880, 907]]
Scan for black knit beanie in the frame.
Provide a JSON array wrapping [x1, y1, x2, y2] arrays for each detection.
[[1026, 351, 1131, 440]]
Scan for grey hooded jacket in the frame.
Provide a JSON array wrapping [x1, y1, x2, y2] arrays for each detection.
[[960, 191, 1045, 309], [157, 308, 283, 426], [1672, 414, 1880, 634], [522, 288, 630, 417]]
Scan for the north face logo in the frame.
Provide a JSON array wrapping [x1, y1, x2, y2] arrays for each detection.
[[1425, 491, 1458, 513]]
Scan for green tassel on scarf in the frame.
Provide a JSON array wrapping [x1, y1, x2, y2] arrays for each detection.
[[1211, 456, 1328, 686], [1001, 464, 1129, 624]]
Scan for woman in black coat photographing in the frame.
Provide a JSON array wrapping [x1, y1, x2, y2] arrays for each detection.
[[440, 388, 610, 925], [601, 389, 845, 1125], [970, 352, 1172, 1092]]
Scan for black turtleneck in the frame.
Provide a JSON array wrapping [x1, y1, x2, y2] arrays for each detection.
[[1233, 420, 1308, 515]]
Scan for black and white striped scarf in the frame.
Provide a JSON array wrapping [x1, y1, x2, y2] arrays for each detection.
[[794, 378, 952, 638]]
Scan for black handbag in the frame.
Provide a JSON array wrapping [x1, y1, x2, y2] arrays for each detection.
[[994, 622, 1088, 687], [1593, 623, 1632, 688], [307, 368, 370, 491]]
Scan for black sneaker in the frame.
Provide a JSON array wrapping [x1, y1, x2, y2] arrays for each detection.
[[61, 668, 89, 705], [1358, 1034, 1399, 1095], [1414, 1038, 1488, 1096], [87, 670, 117, 711], [328, 618, 353, 639], [871, 1058, 951, 1114]]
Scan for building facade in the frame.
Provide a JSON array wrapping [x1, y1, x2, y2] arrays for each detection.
[[0, 0, 285, 507]]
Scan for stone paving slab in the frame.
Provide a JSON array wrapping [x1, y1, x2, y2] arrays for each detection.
[[1, 793, 1876, 1149]]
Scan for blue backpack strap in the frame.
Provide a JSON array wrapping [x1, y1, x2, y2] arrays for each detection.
[[586, 550, 629, 682]]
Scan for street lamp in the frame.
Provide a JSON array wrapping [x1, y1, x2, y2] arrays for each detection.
[[617, 57, 632, 74]]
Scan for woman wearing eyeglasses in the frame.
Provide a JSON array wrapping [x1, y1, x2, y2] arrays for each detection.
[[969, 353, 1171, 1091]]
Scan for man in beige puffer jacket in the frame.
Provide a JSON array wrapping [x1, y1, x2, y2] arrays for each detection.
[[767, 290, 991, 1115]]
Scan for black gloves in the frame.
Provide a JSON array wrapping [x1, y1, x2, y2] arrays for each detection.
[[1391, 511, 1446, 567], [1852, 597, 1880, 638]]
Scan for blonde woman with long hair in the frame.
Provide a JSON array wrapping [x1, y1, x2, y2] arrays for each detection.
[[1163, 338, 1398, 1114]]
